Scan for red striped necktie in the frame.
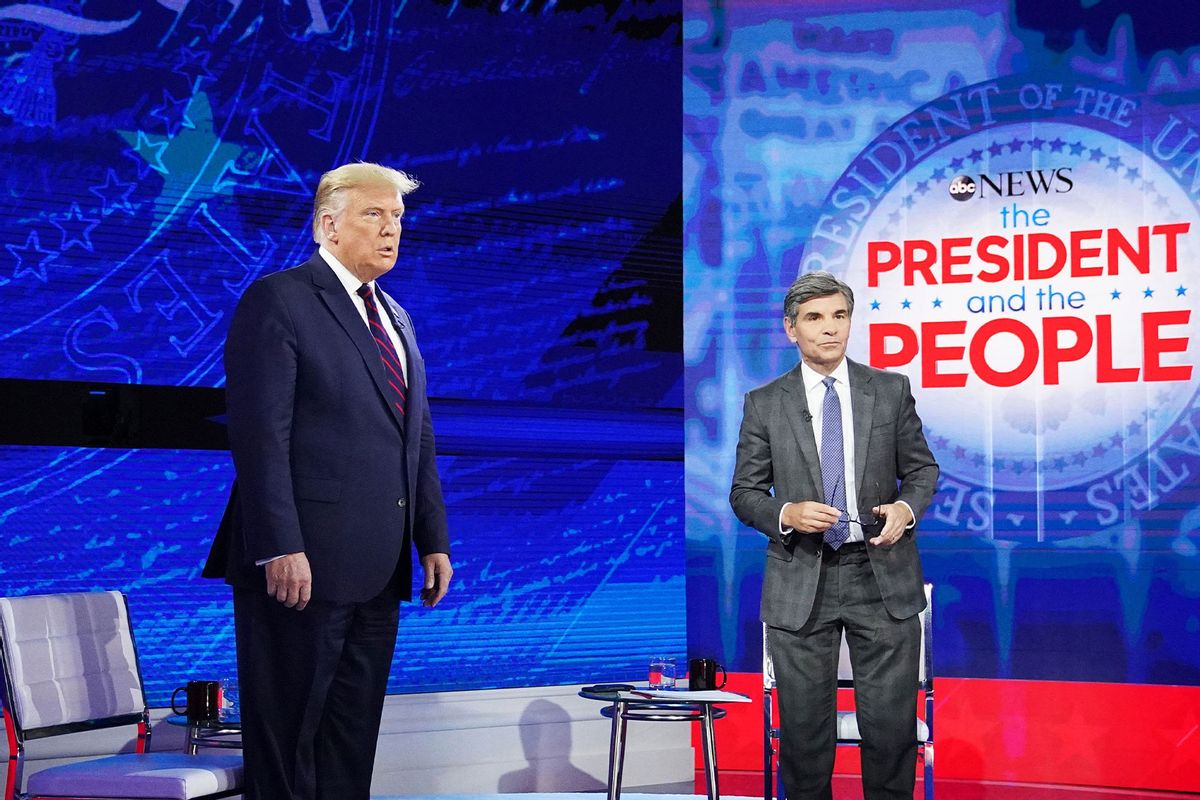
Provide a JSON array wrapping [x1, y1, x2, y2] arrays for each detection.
[[356, 283, 406, 418]]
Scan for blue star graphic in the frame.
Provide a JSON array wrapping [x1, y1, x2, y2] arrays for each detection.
[[1177, 285, 1188, 296], [1106, 156, 1122, 171], [987, 142, 1004, 156], [1110, 289, 1121, 299], [901, 299, 912, 309], [915, 180, 930, 195], [1124, 167, 1140, 182], [1144, 287, 1154, 298], [1029, 136, 1046, 149], [930, 167, 946, 180], [7, 231, 57, 283], [932, 298, 942, 308], [870, 299, 881, 310], [1127, 420, 1143, 435], [1008, 137, 1024, 152], [902, 196, 915, 208], [967, 148, 983, 162], [1089, 147, 1105, 162], [887, 210, 901, 224], [949, 157, 965, 170], [89, 169, 136, 216], [50, 203, 100, 252], [150, 89, 196, 135], [1049, 138, 1066, 152], [124, 130, 171, 178], [173, 46, 215, 89], [1069, 141, 1086, 155]]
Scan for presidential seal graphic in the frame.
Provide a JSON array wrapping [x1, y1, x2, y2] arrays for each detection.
[[803, 75, 1199, 537]]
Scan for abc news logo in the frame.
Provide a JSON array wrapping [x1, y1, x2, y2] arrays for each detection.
[[948, 168, 1074, 201]]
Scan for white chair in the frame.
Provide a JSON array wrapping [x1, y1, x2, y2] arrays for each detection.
[[763, 583, 934, 800], [0, 591, 242, 800]]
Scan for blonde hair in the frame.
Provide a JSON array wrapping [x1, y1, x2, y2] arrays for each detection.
[[312, 162, 420, 242]]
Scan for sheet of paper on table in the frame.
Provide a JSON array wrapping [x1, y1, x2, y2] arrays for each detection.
[[619, 689, 752, 703]]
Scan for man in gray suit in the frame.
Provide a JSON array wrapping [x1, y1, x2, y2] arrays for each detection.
[[730, 271, 938, 800]]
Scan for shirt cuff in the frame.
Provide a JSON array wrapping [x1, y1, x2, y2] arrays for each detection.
[[778, 503, 794, 543], [255, 554, 291, 566], [895, 500, 917, 529]]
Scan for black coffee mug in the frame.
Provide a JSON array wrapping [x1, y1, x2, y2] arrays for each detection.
[[171, 680, 221, 722], [688, 658, 727, 691]]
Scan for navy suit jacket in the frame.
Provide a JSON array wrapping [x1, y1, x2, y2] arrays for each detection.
[[205, 252, 449, 603]]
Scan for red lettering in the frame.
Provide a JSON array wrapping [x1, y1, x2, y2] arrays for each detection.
[[969, 318, 1039, 387], [903, 239, 937, 286], [1096, 315, 1140, 382], [869, 323, 919, 368], [1042, 316, 1093, 385], [1028, 232, 1067, 280], [940, 237, 973, 284], [1153, 222, 1189, 273], [867, 241, 901, 287], [977, 235, 1010, 282], [921, 321, 967, 387], [1143, 309, 1192, 381], [1069, 229, 1103, 277]]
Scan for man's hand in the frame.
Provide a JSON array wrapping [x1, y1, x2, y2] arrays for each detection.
[[869, 503, 914, 546], [265, 552, 312, 610], [420, 553, 453, 607], [781, 501, 842, 533]]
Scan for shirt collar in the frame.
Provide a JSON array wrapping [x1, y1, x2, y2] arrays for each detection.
[[800, 357, 850, 394], [319, 245, 373, 296]]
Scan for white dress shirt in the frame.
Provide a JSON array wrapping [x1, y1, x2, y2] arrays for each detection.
[[320, 246, 408, 384], [778, 358, 915, 543]]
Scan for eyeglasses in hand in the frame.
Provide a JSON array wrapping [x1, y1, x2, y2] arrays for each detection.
[[830, 475, 881, 528]]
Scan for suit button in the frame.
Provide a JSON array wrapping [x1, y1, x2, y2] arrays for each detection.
[[397, 498, 407, 508], [817, 549, 822, 558]]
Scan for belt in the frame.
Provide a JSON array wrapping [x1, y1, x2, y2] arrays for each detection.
[[823, 540, 867, 555]]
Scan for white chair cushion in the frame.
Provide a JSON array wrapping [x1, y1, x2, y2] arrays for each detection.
[[0, 591, 142, 729], [837, 711, 930, 743], [27, 753, 243, 799]]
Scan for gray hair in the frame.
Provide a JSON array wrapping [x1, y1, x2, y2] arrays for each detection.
[[783, 271, 855, 321], [312, 162, 420, 242]]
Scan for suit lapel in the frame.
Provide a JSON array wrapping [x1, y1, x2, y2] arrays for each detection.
[[780, 365, 824, 495], [847, 359, 875, 495], [306, 254, 406, 434]]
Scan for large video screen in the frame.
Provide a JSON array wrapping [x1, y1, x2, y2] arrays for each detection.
[[0, 0, 681, 407], [0, 444, 684, 704], [0, 0, 684, 700], [684, 0, 1200, 684]]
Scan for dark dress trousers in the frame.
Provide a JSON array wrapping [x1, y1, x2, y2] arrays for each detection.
[[731, 358, 938, 800], [205, 252, 449, 799]]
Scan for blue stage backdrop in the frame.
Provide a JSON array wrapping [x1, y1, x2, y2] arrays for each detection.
[[0, 0, 683, 703], [685, 0, 1200, 685]]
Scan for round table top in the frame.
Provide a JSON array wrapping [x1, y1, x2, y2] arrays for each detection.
[[578, 683, 741, 720], [165, 714, 241, 730]]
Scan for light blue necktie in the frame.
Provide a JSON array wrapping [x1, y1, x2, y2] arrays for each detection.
[[820, 376, 849, 549]]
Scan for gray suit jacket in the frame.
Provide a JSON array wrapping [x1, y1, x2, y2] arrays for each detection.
[[730, 358, 938, 631]]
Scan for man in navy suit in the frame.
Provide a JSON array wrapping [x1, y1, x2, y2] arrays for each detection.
[[205, 162, 452, 799]]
